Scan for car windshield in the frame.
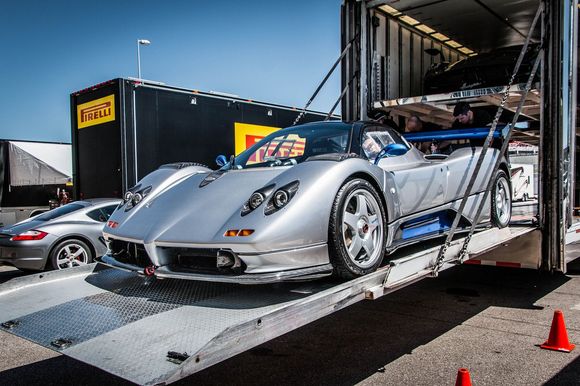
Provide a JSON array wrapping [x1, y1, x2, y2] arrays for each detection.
[[229, 123, 352, 169], [35, 203, 85, 221]]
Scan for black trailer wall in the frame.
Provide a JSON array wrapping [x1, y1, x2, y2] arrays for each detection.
[[71, 80, 123, 199], [71, 79, 330, 199]]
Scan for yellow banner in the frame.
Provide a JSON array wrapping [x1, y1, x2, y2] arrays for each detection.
[[234, 122, 280, 155], [77, 94, 115, 129]]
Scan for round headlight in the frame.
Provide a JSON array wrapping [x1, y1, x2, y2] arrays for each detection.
[[249, 192, 264, 209], [124, 191, 133, 202], [132, 193, 143, 205], [273, 190, 289, 208]]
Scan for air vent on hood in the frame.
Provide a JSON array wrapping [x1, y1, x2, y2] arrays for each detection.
[[199, 170, 226, 187]]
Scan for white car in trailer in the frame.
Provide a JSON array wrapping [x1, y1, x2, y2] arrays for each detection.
[[511, 164, 534, 201]]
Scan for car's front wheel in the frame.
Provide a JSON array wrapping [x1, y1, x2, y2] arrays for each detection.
[[50, 239, 93, 270], [328, 178, 387, 279]]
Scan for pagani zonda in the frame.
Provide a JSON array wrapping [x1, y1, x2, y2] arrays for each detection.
[[100, 121, 511, 283]]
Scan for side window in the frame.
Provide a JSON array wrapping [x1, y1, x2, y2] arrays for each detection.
[[361, 126, 400, 160], [101, 205, 117, 219], [86, 209, 105, 222], [86, 205, 117, 222]]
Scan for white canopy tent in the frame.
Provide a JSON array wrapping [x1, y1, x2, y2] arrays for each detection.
[[8, 141, 72, 186]]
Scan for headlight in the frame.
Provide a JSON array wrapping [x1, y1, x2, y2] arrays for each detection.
[[273, 190, 289, 208], [132, 192, 143, 205], [265, 181, 299, 215], [123, 185, 152, 211], [241, 184, 275, 216], [249, 192, 264, 209]]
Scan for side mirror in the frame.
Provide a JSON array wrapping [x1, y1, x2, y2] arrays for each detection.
[[374, 144, 408, 165], [215, 155, 228, 167]]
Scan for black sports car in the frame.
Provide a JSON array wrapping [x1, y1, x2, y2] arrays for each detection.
[[424, 44, 539, 94]]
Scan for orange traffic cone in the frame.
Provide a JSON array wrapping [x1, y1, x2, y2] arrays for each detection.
[[540, 310, 575, 352], [455, 368, 472, 386]]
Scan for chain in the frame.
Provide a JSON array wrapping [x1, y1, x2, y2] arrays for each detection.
[[432, 4, 542, 275]]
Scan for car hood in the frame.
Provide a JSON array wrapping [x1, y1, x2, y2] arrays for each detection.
[[107, 167, 290, 244]]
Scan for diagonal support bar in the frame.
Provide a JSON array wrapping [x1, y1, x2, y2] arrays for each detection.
[[294, 35, 358, 126], [325, 73, 358, 121]]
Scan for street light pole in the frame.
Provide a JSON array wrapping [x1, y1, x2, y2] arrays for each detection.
[[136, 39, 151, 79]]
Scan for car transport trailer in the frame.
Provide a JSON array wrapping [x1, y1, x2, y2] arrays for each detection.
[[0, 0, 579, 384], [0, 140, 72, 226]]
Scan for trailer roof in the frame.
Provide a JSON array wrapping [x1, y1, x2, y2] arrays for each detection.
[[7, 141, 72, 186], [71, 78, 340, 118], [370, 0, 540, 53]]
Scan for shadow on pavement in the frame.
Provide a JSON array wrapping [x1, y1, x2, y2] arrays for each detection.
[[544, 355, 580, 385], [0, 266, 27, 284], [0, 355, 131, 386]]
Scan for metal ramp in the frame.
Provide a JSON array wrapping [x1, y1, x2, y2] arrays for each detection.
[[0, 225, 535, 385]]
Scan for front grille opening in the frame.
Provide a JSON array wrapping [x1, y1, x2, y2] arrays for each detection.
[[162, 248, 246, 275], [108, 239, 152, 268]]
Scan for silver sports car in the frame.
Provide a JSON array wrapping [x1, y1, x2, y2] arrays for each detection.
[[0, 199, 121, 271], [100, 121, 511, 283]]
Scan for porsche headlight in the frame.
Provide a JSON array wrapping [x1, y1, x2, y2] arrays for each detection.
[[241, 184, 275, 216], [265, 181, 299, 215]]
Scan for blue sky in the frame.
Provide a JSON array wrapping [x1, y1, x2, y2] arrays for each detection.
[[0, 0, 341, 142]]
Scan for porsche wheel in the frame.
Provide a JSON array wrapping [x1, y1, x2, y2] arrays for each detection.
[[329, 178, 386, 279], [491, 170, 512, 228], [50, 239, 93, 270]]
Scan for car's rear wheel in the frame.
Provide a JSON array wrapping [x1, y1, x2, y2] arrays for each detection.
[[50, 239, 93, 270], [329, 178, 386, 279], [491, 170, 512, 228]]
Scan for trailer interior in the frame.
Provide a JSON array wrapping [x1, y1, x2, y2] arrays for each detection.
[[0, 1, 578, 384]]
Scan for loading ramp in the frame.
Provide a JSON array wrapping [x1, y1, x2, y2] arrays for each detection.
[[0, 225, 535, 385]]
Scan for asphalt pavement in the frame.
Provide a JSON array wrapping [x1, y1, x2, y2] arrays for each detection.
[[1, 258, 580, 385]]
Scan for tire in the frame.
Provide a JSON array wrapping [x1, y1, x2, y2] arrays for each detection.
[[491, 170, 512, 228], [328, 178, 387, 279], [49, 239, 93, 270]]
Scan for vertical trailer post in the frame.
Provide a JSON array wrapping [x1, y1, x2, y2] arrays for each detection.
[[341, 0, 361, 121], [541, 0, 578, 272]]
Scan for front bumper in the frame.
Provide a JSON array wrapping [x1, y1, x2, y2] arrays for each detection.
[[98, 254, 333, 284], [97, 240, 332, 284]]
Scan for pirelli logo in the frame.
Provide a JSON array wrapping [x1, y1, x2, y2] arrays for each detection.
[[77, 94, 115, 129]]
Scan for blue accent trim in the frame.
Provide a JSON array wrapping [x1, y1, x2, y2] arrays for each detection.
[[403, 127, 503, 142], [400, 211, 453, 240]]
